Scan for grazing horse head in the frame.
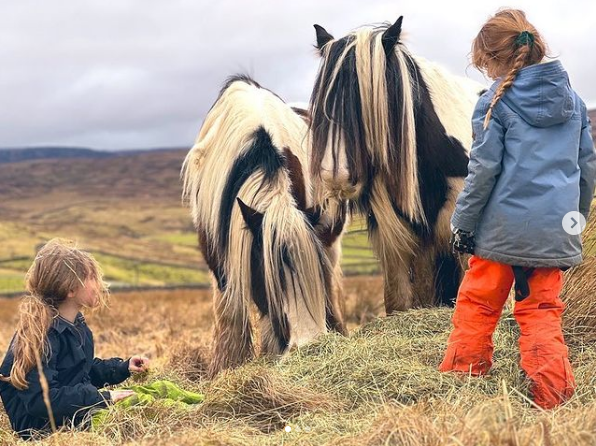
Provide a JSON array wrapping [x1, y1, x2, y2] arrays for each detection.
[[182, 76, 347, 376]]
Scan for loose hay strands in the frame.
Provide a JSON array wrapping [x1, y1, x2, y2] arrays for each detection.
[[200, 363, 343, 433], [562, 256, 596, 343], [167, 339, 210, 382], [562, 205, 596, 343], [2, 283, 596, 445], [278, 309, 524, 408]]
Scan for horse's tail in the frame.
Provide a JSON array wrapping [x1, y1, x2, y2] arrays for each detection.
[[259, 192, 329, 353]]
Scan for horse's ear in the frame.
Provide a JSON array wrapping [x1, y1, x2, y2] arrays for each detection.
[[237, 198, 264, 234], [303, 206, 322, 227], [381, 16, 403, 56], [314, 24, 334, 53]]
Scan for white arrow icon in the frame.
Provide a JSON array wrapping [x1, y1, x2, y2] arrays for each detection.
[[562, 211, 586, 235]]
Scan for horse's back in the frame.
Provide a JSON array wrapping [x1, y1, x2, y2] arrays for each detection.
[[182, 76, 312, 228], [206, 78, 309, 162], [414, 56, 486, 151]]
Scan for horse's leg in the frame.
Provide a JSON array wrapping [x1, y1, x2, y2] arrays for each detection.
[[434, 250, 464, 306], [368, 182, 419, 313], [383, 246, 415, 313], [259, 315, 280, 355], [325, 259, 348, 335], [432, 177, 466, 306], [368, 224, 415, 313], [410, 244, 463, 307], [410, 244, 438, 307], [207, 285, 255, 379]]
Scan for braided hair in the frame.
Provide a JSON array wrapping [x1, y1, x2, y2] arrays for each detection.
[[471, 9, 547, 129]]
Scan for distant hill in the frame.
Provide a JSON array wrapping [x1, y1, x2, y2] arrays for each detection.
[[0, 146, 188, 164], [2, 108, 594, 165], [0, 148, 189, 200], [0, 147, 114, 164]]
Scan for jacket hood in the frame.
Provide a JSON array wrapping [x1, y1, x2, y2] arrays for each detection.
[[492, 60, 575, 127]]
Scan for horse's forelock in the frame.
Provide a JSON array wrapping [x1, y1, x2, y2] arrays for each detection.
[[309, 26, 425, 222], [310, 33, 369, 188]]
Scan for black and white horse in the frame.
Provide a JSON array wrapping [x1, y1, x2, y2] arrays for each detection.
[[309, 17, 485, 311], [182, 75, 346, 377]]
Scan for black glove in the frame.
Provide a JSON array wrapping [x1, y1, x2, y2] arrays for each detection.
[[450, 228, 475, 255]]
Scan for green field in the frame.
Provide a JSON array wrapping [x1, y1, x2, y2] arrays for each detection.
[[0, 199, 377, 294], [0, 150, 384, 294]]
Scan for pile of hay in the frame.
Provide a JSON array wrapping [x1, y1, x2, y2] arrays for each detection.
[[563, 256, 596, 343], [188, 309, 596, 445], [562, 207, 596, 343], [2, 307, 595, 445]]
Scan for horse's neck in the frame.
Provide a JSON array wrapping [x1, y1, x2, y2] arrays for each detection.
[[411, 55, 484, 151]]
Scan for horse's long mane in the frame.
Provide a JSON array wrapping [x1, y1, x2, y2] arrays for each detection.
[[310, 26, 424, 223], [182, 76, 329, 351]]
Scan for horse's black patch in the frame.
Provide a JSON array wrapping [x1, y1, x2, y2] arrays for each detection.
[[248, 219, 268, 316], [271, 311, 291, 352], [367, 210, 378, 233], [316, 201, 347, 247], [389, 54, 469, 240], [283, 147, 307, 211], [247, 217, 291, 352], [218, 127, 285, 259], [198, 226, 227, 291], [434, 252, 460, 307]]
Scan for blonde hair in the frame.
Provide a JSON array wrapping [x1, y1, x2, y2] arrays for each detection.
[[471, 8, 547, 129], [6, 239, 109, 390]]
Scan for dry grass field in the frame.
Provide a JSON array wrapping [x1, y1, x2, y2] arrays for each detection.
[[0, 273, 593, 445]]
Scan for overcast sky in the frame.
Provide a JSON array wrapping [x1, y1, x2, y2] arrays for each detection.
[[1, 0, 594, 150]]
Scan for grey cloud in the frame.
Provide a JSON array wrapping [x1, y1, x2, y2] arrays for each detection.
[[0, 0, 594, 149]]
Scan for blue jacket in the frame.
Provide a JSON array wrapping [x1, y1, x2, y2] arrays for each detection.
[[452, 60, 596, 268], [0, 313, 130, 439]]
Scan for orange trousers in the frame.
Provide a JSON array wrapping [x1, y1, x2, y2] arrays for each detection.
[[439, 255, 575, 409]]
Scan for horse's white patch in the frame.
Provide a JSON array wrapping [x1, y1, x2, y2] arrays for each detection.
[[414, 56, 486, 152]]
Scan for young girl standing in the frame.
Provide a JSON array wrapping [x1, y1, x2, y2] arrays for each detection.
[[0, 239, 150, 439], [440, 9, 596, 409]]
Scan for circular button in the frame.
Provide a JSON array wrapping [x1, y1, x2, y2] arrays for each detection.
[[562, 211, 586, 235]]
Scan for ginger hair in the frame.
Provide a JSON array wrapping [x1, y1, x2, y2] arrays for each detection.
[[5, 239, 109, 390], [471, 8, 547, 129]]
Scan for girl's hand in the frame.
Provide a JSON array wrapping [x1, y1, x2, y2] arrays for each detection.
[[110, 389, 135, 402], [129, 355, 150, 373]]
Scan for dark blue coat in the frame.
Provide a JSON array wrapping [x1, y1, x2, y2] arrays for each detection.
[[452, 60, 596, 267], [0, 313, 130, 439]]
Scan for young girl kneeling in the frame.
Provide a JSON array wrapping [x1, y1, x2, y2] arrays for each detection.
[[0, 239, 149, 439]]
